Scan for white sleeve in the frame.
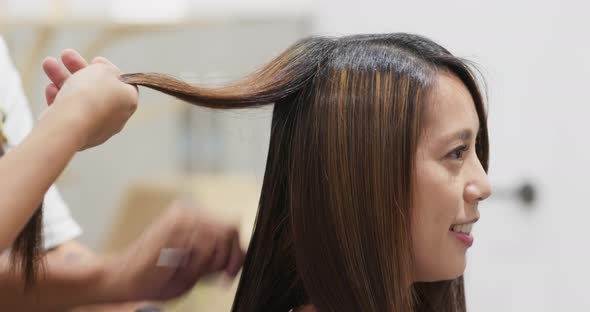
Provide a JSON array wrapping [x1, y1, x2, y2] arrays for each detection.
[[41, 185, 83, 249], [0, 37, 82, 250]]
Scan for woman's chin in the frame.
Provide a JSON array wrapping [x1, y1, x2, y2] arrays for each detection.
[[414, 259, 466, 282]]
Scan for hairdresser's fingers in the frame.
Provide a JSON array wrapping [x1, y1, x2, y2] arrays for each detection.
[[42, 57, 69, 88], [225, 232, 245, 277], [45, 83, 59, 106], [61, 49, 88, 74], [90, 56, 138, 92], [123, 81, 140, 94], [208, 226, 237, 273], [185, 228, 217, 280]]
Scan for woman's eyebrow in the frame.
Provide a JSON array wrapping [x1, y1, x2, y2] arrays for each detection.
[[439, 128, 474, 146]]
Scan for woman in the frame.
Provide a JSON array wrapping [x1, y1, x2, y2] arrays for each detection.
[[123, 32, 492, 311], [99, 33, 491, 311]]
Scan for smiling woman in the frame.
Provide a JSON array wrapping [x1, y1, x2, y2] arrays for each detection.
[[412, 71, 491, 283], [121, 32, 491, 312]]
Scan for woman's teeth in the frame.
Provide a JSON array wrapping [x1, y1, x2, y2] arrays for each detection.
[[451, 223, 473, 234]]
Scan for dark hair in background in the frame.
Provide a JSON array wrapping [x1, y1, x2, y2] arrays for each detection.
[[11, 209, 43, 287], [116, 32, 488, 311]]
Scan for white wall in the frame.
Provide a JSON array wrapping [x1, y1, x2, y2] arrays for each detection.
[[313, 0, 590, 310]]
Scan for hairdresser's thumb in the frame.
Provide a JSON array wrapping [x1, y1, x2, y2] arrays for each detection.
[[91, 56, 121, 72]]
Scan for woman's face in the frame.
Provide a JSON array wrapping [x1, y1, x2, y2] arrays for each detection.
[[411, 71, 492, 282]]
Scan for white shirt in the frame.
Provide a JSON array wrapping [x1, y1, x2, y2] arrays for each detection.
[[0, 37, 82, 250]]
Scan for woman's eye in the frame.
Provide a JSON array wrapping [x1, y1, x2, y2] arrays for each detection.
[[448, 145, 468, 160]]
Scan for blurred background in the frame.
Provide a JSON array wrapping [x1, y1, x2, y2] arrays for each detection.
[[1, 0, 589, 311]]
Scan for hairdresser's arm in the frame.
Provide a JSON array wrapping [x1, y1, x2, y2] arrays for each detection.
[[0, 59, 137, 251], [0, 203, 244, 311], [0, 112, 84, 251], [0, 240, 134, 311]]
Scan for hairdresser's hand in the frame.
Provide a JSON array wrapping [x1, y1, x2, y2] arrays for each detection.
[[41, 49, 137, 150], [104, 200, 245, 302]]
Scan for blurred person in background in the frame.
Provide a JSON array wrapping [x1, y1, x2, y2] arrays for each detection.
[[0, 38, 245, 311]]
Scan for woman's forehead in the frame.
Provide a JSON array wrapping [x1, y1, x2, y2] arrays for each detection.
[[421, 72, 480, 138]]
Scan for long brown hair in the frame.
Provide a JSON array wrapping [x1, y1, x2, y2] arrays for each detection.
[[11, 209, 43, 288], [122, 33, 489, 311]]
